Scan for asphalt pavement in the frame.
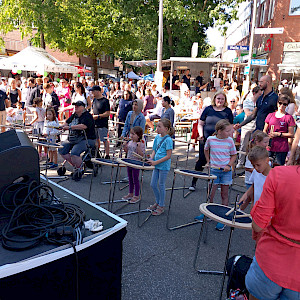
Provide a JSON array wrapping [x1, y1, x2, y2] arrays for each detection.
[[47, 136, 256, 300]]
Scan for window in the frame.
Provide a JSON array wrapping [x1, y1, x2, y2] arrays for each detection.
[[259, 2, 266, 26], [289, 0, 300, 15], [268, 0, 275, 20]]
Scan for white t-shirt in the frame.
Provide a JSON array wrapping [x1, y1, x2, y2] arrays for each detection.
[[72, 93, 87, 106], [249, 169, 267, 204], [244, 156, 253, 184]]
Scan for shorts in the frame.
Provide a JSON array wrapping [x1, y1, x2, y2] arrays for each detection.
[[59, 139, 95, 157], [246, 256, 300, 300], [97, 127, 108, 142], [0, 110, 6, 126], [210, 168, 232, 185], [149, 114, 161, 121]]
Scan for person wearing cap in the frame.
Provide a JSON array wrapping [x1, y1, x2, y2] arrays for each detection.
[[91, 85, 111, 159], [59, 101, 96, 173], [122, 99, 146, 137]]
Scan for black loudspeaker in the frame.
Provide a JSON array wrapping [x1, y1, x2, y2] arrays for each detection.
[[0, 130, 40, 190]]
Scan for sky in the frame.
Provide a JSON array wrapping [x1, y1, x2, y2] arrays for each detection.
[[206, 27, 224, 51]]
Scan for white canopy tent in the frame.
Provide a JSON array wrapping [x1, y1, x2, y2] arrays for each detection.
[[0, 46, 77, 75]]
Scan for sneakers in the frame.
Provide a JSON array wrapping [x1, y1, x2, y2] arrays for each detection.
[[194, 214, 204, 222], [194, 214, 211, 222], [105, 155, 110, 159], [189, 183, 196, 191], [216, 223, 226, 231], [236, 163, 244, 169]]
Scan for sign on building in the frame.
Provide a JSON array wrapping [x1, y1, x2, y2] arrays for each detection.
[[227, 45, 250, 51], [251, 59, 267, 65], [254, 27, 284, 34], [283, 42, 300, 52]]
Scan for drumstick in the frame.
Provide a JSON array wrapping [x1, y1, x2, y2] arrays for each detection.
[[132, 152, 147, 162], [45, 125, 61, 130], [235, 214, 251, 219], [225, 205, 240, 216], [270, 125, 275, 133]]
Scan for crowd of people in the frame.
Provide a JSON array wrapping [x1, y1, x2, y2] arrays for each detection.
[[1, 71, 300, 296]]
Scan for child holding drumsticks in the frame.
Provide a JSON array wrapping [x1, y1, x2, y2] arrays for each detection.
[[122, 126, 145, 203], [195, 119, 237, 231], [147, 118, 174, 216]]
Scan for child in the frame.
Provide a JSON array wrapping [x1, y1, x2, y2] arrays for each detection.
[[195, 119, 237, 231], [122, 126, 146, 203], [244, 131, 269, 190], [6, 107, 17, 125], [147, 118, 174, 216], [43, 108, 60, 168], [239, 146, 271, 211], [30, 97, 46, 160], [15, 101, 24, 125], [239, 146, 272, 243]]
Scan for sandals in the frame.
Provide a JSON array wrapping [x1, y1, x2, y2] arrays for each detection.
[[151, 206, 164, 216], [147, 203, 158, 211], [122, 194, 133, 201], [128, 196, 140, 204]]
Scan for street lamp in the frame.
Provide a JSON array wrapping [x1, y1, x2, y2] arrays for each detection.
[[155, 0, 164, 91]]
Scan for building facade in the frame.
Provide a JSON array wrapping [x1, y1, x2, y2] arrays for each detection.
[[0, 30, 119, 78], [223, 0, 300, 85]]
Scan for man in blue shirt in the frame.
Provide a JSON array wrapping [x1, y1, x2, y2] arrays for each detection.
[[236, 75, 278, 131]]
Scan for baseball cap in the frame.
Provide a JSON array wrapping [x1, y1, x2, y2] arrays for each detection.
[[91, 85, 101, 91], [73, 101, 86, 107]]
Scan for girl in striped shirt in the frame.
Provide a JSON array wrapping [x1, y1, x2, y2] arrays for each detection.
[[204, 119, 237, 230]]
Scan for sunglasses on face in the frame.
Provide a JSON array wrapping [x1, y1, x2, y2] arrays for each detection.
[[278, 102, 288, 106]]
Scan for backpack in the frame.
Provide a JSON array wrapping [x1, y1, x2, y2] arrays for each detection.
[[226, 255, 252, 299]]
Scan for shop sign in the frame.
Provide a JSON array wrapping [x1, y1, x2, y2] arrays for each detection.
[[283, 42, 300, 52], [227, 45, 249, 51], [251, 59, 267, 65]]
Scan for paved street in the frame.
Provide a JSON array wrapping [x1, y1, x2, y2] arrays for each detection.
[[46, 136, 255, 300]]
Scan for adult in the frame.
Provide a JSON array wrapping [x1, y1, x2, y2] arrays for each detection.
[[122, 99, 146, 137], [117, 90, 132, 138], [56, 79, 71, 120], [236, 86, 262, 168], [161, 96, 175, 126], [236, 75, 278, 131], [72, 82, 92, 110], [263, 94, 295, 165], [143, 89, 154, 116], [287, 125, 300, 166], [279, 87, 298, 116], [91, 85, 111, 159], [172, 70, 180, 90], [145, 94, 164, 130], [59, 101, 96, 173], [245, 163, 300, 299], [26, 77, 40, 107], [0, 78, 8, 92], [182, 69, 191, 89], [7, 79, 21, 108], [175, 80, 189, 99], [195, 70, 208, 94], [189, 91, 233, 191], [0, 88, 10, 133]]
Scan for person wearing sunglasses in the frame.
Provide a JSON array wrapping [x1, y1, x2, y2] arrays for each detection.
[[263, 94, 295, 165]]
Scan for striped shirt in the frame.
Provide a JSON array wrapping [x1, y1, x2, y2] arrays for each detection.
[[204, 136, 237, 168]]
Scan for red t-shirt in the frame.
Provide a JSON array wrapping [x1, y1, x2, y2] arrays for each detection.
[[251, 166, 300, 291], [265, 112, 295, 152]]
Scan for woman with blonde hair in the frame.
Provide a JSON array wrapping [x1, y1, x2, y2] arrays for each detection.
[[190, 91, 233, 191]]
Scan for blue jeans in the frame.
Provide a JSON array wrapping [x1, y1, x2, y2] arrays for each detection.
[[150, 168, 169, 207], [246, 256, 300, 300]]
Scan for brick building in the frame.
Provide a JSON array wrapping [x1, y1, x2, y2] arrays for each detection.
[[0, 30, 119, 78], [223, 0, 300, 85]]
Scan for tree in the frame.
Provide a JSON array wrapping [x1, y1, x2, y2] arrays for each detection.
[[116, 0, 243, 62], [0, 0, 72, 49]]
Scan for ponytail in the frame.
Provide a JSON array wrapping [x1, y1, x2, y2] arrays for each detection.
[[160, 118, 175, 136]]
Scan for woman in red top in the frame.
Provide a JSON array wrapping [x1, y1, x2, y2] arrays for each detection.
[[263, 94, 295, 165], [245, 163, 300, 299]]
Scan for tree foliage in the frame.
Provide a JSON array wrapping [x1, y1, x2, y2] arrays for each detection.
[[116, 0, 243, 61]]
